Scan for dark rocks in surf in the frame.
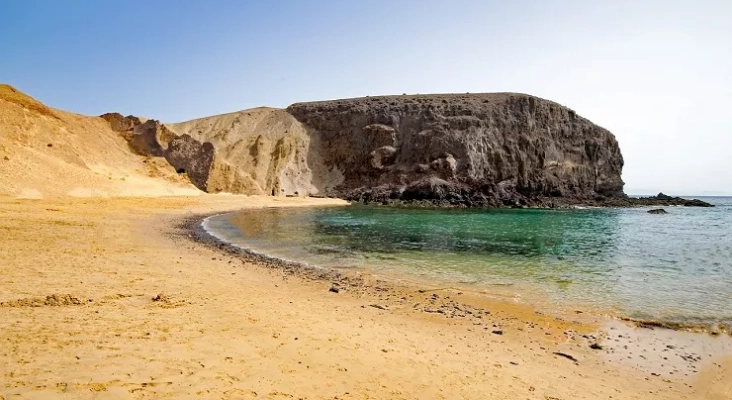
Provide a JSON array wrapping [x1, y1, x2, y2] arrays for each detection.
[[635, 193, 713, 208]]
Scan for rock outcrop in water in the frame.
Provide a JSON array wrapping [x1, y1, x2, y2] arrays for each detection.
[[287, 93, 625, 206], [635, 193, 714, 207]]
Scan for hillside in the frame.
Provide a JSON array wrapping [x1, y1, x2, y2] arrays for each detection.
[[166, 107, 335, 196], [0, 86, 631, 206], [0, 85, 198, 199]]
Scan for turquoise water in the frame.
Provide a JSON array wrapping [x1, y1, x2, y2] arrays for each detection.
[[205, 198, 732, 326]]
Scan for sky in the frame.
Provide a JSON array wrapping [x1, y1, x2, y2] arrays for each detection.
[[1, 0, 730, 195]]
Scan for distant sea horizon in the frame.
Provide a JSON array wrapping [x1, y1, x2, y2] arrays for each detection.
[[627, 192, 732, 198]]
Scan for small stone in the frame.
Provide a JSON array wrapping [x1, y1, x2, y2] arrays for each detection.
[[492, 330, 503, 335], [553, 352, 578, 362], [710, 324, 722, 336], [590, 343, 603, 350], [329, 286, 340, 293]]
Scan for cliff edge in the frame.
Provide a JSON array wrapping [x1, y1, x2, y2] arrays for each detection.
[[287, 93, 625, 206]]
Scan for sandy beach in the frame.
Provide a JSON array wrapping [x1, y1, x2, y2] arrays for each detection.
[[2, 195, 730, 400]]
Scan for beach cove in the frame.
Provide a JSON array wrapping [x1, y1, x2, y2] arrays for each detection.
[[2, 195, 731, 400], [201, 199, 732, 331]]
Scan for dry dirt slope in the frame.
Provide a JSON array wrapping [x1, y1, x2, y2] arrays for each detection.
[[0, 84, 198, 199], [166, 107, 342, 196]]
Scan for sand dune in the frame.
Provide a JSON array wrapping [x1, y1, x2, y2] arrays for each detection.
[[0, 84, 198, 199]]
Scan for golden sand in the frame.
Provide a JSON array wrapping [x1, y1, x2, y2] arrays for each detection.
[[1, 195, 730, 399]]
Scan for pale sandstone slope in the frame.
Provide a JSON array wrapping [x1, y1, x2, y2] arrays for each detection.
[[0, 85, 199, 199], [167, 107, 341, 196]]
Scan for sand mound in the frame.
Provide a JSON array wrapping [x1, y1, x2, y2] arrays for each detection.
[[0, 294, 86, 307], [151, 292, 187, 308], [0, 84, 200, 199], [0, 84, 58, 120]]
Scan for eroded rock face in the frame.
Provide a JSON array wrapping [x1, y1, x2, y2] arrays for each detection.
[[99, 113, 142, 133], [287, 93, 625, 206], [100, 115, 230, 193], [99, 113, 173, 157], [98, 93, 714, 207], [165, 108, 321, 196], [129, 120, 177, 157], [163, 134, 215, 190], [100, 110, 309, 195]]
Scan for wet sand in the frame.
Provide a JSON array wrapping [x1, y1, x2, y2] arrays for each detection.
[[1, 195, 731, 399]]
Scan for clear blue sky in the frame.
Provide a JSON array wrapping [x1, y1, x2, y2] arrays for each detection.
[[1, 0, 730, 195]]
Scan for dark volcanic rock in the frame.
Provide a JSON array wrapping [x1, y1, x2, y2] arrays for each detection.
[[163, 134, 217, 190], [635, 193, 713, 208], [648, 208, 668, 214], [128, 120, 177, 157], [287, 93, 625, 206]]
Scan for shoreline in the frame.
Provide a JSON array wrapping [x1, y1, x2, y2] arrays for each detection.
[[1, 195, 730, 399], [190, 208, 732, 383], [194, 209, 731, 336]]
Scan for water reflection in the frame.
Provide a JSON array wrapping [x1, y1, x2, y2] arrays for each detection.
[[218, 201, 732, 325]]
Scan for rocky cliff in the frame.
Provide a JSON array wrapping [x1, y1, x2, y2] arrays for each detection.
[[95, 92, 711, 207], [0, 83, 713, 207], [104, 93, 625, 205], [287, 93, 625, 206]]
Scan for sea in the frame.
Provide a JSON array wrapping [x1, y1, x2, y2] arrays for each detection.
[[203, 197, 732, 328]]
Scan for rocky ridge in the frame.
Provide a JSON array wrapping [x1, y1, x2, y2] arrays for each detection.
[[99, 93, 711, 208]]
